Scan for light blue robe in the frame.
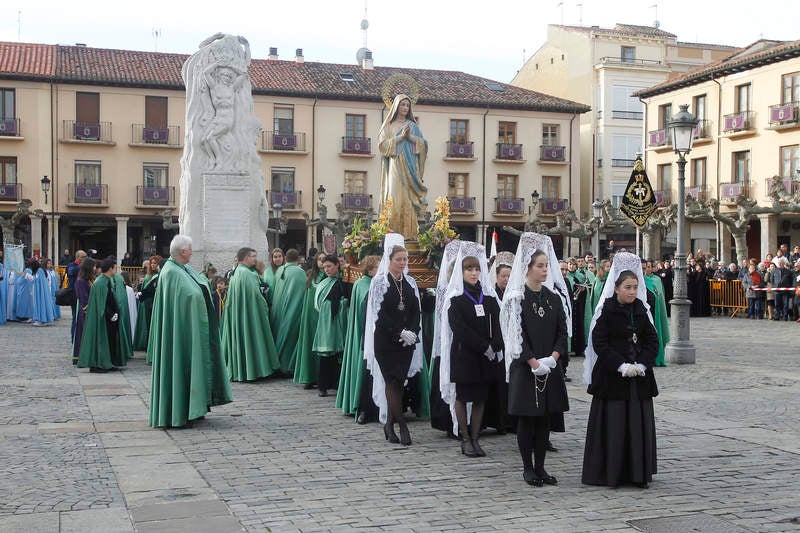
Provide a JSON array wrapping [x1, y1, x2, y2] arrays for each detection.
[[14, 268, 34, 320], [48, 268, 61, 319], [33, 268, 55, 324], [0, 262, 7, 324]]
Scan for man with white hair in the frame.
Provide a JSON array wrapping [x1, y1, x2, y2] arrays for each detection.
[[148, 235, 232, 427], [773, 256, 793, 321]]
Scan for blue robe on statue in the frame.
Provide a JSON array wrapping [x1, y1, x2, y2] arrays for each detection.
[[0, 262, 7, 325], [33, 268, 55, 324], [15, 268, 34, 320], [48, 268, 61, 319]]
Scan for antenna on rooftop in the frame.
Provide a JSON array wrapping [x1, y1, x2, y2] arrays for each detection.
[[577, 2, 583, 25], [17, 10, 21, 41], [557, 1, 564, 25], [651, 3, 660, 28], [152, 28, 161, 52], [357, 0, 372, 65]]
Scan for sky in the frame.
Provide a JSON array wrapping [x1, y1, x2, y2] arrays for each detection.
[[1, 0, 798, 84]]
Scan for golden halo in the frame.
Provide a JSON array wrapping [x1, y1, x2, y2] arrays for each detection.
[[381, 73, 420, 108]]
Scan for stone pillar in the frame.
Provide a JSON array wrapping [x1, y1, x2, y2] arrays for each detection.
[[759, 213, 777, 260], [30, 215, 43, 257], [52, 215, 61, 259], [115, 217, 129, 263]]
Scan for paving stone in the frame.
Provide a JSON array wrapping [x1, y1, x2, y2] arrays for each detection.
[[60, 507, 135, 532], [134, 515, 244, 533], [130, 499, 230, 522], [0, 511, 59, 532], [37, 421, 95, 434]]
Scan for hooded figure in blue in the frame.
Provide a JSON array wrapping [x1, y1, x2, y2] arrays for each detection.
[[32, 260, 55, 324], [0, 260, 7, 324], [14, 262, 35, 321]]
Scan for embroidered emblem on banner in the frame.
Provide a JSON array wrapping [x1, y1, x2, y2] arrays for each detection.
[[619, 159, 657, 228]]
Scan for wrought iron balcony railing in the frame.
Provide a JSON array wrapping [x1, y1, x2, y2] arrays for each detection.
[[137, 186, 175, 206], [131, 124, 181, 146], [68, 183, 108, 205], [63, 120, 113, 142]]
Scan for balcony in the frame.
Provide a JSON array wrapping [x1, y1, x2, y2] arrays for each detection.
[[62, 120, 114, 144], [767, 103, 800, 130], [0, 183, 21, 202], [68, 183, 108, 206], [0, 118, 21, 138], [654, 190, 671, 206], [610, 110, 643, 120], [719, 182, 748, 204], [495, 143, 524, 161], [445, 141, 475, 159], [340, 137, 372, 156], [764, 178, 800, 199], [539, 145, 567, 164], [611, 158, 636, 168], [648, 128, 670, 149], [597, 56, 664, 68], [540, 198, 568, 214], [494, 197, 524, 215], [686, 186, 709, 201], [267, 190, 302, 210], [448, 196, 476, 214], [340, 193, 372, 211], [130, 124, 182, 148], [136, 186, 175, 208], [722, 111, 755, 137], [260, 131, 307, 153]]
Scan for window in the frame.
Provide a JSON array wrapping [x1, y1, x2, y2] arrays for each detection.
[[542, 176, 559, 199], [75, 161, 101, 185], [0, 156, 16, 184], [657, 164, 672, 192], [450, 119, 468, 144], [76, 92, 99, 124], [345, 114, 366, 139], [658, 104, 672, 129], [780, 145, 800, 179], [611, 134, 639, 166], [732, 151, 750, 183], [271, 167, 295, 193], [448, 173, 468, 197], [143, 163, 168, 187], [498, 122, 516, 144], [782, 73, 800, 104], [273, 106, 294, 135], [735, 84, 751, 113], [338, 72, 355, 82], [611, 86, 644, 119], [611, 182, 626, 208], [693, 94, 707, 121], [497, 174, 517, 198], [344, 170, 366, 194], [691, 157, 707, 188], [0, 88, 14, 119], [542, 124, 559, 146], [621, 46, 635, 63]]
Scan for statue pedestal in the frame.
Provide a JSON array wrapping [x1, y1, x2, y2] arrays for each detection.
[[344, 248, 439, 289]]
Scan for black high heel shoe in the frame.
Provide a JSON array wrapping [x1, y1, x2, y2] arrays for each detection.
[[461, 438, 479, 457], [523, 470, 544, 487], [398, 422, 412, 446], [471, 439, 486, 457], [383, 423, 399, 443]]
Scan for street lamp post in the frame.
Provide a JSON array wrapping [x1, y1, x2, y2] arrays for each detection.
[[40, 175, 54, 259], [269, 202, 287, 250], [665, 104, 698, 365], [591, 198, 603, 260]]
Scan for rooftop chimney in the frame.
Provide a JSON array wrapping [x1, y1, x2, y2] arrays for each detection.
[[361, 49, 374, 70], [75, 43, 87, 47], [268, 47, 278, 60], [295, 48, 304, 64]]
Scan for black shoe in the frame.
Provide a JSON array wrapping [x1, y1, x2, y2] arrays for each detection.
[[383, 423, 399, 443], [398, 423, 412, 446], [563, 375, 572, 382], [633, 481, 649, 489], [318, 389, 328, 397], [356, 412, 367, 424], [89, 367, 109, 373], [523, 470, 543, 487], [472, 439, 486, 457], [539, 474, 558, 485], [545, 440, 558, 452], [461, 438, 479, 457]]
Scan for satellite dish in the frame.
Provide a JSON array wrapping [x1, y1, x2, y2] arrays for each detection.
[[360, 18, 369, 30], [356, 47, 369, 64]]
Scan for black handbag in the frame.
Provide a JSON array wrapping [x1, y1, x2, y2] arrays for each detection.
[[56, 287, 76, 307]]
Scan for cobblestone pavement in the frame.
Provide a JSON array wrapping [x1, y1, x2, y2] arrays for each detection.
[[1, 312, 799, 532]]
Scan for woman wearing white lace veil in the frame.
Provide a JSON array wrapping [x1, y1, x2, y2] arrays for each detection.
[[499, 232, 571, 486], [429, 239, 461, 435], [364, 234, 424, 446], [581, 252, 659, 488], [485, 249, 514, 433], [438, 241, 503, 457]]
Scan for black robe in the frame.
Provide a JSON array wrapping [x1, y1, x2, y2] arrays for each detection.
[[448, 282, 503, 384], [374, 273, 421, 383]]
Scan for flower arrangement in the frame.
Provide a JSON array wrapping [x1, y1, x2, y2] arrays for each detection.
[[342, 198, 393, 261], [417, 196, 459, 268]]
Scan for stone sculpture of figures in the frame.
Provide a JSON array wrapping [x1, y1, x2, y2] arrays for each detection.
[[201, 61, 246, 169], [378, 94, 428, 240]]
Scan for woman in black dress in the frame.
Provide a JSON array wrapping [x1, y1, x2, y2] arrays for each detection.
[[500, 233, 572, 487], [582, 252, 659, 488]]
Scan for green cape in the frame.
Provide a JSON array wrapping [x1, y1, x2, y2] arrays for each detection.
[[584, 275, 606, 340], [312, 276, 348, 356], [133, 273, 154, 353], [335, 275, 371, 415], [270, 263, 306, 373], [222, 266, 280, 381], [148, 258, 232, 428], [77, 274, 132, 369], [645, 273, 670, 366], [292, 271, 325, 384], [113, 273, 133, 360], [262, 268, 277, 306]]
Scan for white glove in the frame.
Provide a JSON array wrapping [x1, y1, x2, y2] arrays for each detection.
[[532, 363, 551, 376], [618, 363, 632, 377], [538, 356, 557, 369], [110, 313, 119, 322], [635, 363, 647, 376], [497, 350, 505, 362], [624, 364, 640, 378], [484, 346, 495, 360], [399, 329, 416, 346], [135, 292, 142, 300]]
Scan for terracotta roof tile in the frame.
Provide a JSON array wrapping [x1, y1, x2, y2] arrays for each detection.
[[0, 41, 56, 79], [552, 23, 676, 40]]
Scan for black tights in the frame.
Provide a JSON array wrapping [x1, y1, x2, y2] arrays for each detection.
[[384, 379, 406, 428], [454, 400, 485, 440], [517, 415, 550, 475]]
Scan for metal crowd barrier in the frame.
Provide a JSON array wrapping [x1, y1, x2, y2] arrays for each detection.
[[709, 279, 747, 318]]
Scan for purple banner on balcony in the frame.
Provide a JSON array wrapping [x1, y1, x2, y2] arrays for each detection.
[[143, 187, 169, 204], [720, 183, 743, 198], [654, 191, 667, 204], [649, 129, 666, 146], [449, 197, 475, 212], [541, 146, 565, 160], [344, 138, 369, 153], [448, 143, 473, 157], [499, 144, 521, 159], [724, 114, 745, 131], [686, 187, 701, 199], [343, 194, 370, 210], [542, 199, 567, 212], [0, 118, 17, 135], [693, 122, 704, 138], [0, 184, 18, 200], [75, 185, 102, 202], [271, 191, 297, 206], [143, 128, 169, 142], [770, 104, 795, 123], [497, 198, 522, 212], [273, 134, 296, 149], [74, 123, 100, 140]]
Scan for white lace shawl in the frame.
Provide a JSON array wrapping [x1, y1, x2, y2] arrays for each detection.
[[489, 251, 515, 290], [583, 252, 654, 385], [499, 232, 572, 381], [363, 233, 424, 424], [437, 241, 496, 434], [431, 240, 462, 362]]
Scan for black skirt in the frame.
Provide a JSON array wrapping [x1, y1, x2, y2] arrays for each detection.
[[582, 380, 658, 487], [455, 381, 489, 402], [375, 349, 413, 383]]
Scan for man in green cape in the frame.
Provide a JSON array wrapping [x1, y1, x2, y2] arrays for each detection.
[[148, 235, 232, 428], [584, 259, 609, 340], [222, 247, 281, 381], [78, 256, 132, 371], [644, 259, 670, 366], [566, 256, 590, 357], [270, 249, 306, 374], [293, 253, 326, 386], [133, 257, 161, 357], [312, 254, 349, 397]]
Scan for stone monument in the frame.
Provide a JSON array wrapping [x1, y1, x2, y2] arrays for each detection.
[[179, 33, 269, 270]]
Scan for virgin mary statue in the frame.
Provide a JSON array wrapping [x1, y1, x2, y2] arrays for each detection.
[[378, 94, 428, 240]]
